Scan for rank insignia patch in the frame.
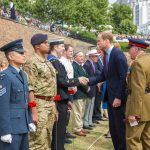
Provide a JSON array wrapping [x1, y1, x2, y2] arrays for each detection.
[[0, 87, 6, 96]]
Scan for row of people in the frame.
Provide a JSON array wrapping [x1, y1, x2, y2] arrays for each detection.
[[1, 31, 150, 150], [0, 33, 103, 150]]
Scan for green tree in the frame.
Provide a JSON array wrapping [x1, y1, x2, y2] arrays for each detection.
[[118, 19, 137, 34], [31, 0, 109, 30], [110, 3, 137, 34], [15, 0, 32, 15], [75, 0, 109, 31], [31, 0, 76, 23]]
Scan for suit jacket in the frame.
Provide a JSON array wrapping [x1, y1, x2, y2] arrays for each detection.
[[126, 53, 150, 121], [48, 55, 80, 101], [83, 60, 97, 98], [89, 47, 128, 104], [72, 61, 89, 100], [0, 65, 32, 136], [95, 55, 104, 75]]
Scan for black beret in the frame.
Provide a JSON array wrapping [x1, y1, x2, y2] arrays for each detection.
[[49, 38, 64, 45], [31, 33, 48, 45], [127, 38, 149, 49], [0, 39, 24, 53]]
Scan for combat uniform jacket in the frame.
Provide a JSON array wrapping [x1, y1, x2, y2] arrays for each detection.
[[126, 53, 150, 121], [24, 53, 57, 98]]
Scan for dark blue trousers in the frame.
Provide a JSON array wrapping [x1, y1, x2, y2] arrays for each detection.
[[51, 101, 68, 150], [108, 103, 126, 150], [92, 87, 102, 121], [0, 133, 29, 150]]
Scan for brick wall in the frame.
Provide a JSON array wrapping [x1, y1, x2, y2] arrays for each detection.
[[0, 17, 93, 61]]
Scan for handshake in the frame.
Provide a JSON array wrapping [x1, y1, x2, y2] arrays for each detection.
[[78, 77, 89, 85]]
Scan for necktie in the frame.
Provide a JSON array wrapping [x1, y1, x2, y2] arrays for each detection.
[[105, 54, 109, 72], [19, 70, 24, 82]]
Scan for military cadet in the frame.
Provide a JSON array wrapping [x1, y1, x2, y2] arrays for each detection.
[[48, 38, 87, 150], [0, 39, 34, 150], [126, 38, 150, 150], [23, 33, 57, 150]]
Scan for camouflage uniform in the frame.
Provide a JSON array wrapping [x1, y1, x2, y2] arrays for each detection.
[[24, 53, 57, 150]]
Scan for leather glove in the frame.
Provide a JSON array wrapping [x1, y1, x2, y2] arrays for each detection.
[[29, 123, 36, 132], [1, 134, 12, 143]]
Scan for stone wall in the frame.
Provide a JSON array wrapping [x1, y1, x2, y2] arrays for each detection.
[[0, 17, 93, 61]]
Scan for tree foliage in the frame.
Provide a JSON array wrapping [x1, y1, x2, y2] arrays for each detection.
[[30, 0, 109, 30], [109, 3, 137, 34], [0, 0, 137, 34], [119, 19, 137, 34]]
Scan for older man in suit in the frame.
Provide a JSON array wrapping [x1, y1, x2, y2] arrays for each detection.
[[72, 51, 89, 136], [92, 48, 104, 123], [0, 39, 34, 150], [83, 49, 100, 128], [89, 31, 128, 150]]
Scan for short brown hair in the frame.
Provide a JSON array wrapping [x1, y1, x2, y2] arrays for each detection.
[[65, 44, 73, 51], [99, 31, 113, 43]]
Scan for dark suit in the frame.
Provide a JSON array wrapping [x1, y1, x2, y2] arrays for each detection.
[[72, 61, 89, 100], [92, 55, 104, 121], [89, 47, 128, 150], [0, 65, 32, 150], [48, 55, 80, 150], [83, 60, 97, 126], [83, 60, 96, 98]]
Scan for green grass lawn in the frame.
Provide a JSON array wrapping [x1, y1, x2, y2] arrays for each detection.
[[65, 116, 113, 150]]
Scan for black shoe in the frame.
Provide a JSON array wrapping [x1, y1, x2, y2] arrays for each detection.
[[66, 132, 76, 139], [83, 126, 93, 130], [93, 120, 100, 124], [89, 124, 96, 127], [64, 137, 72, 144]]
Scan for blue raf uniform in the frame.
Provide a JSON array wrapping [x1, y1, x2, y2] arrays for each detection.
[[0, 39, 33, 150]]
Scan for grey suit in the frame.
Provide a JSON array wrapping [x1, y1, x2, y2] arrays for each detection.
[[0, 65, 32, 150]]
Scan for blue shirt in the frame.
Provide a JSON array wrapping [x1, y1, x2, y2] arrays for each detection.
[[11, 65, 21, 73], [106, 45, 114, 62]]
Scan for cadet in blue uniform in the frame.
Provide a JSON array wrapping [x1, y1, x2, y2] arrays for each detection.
[[0, 39, 34, 150]]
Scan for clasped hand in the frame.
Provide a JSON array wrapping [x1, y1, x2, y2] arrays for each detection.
[[78, 77, 89, 85]]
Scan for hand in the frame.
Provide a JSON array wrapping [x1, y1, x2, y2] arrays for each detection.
[[97, 82, 103, 92], [112, 98, 121, 108], [29, 123, 36, 132], [78, 77, 89, 85], [1, 134, 12, 143], [87, 86, 91, 92], [74, 86, 77, 93], [68, 101, 73, 110], [31, 107, 38, 126], [128, 116, 136, 123]]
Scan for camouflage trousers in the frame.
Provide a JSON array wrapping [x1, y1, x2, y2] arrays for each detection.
[[29, 99, 55, 150]]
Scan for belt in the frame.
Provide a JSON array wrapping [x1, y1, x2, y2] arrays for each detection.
[[35, 95, 53, 101]]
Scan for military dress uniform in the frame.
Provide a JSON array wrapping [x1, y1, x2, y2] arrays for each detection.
[[48, 38, 81, 150], [0, 39, 32, 150], [126, 39, 150, 150], [23, 34, 57, 150]]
